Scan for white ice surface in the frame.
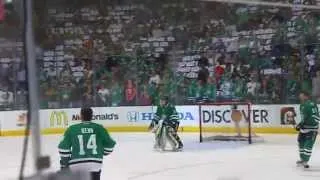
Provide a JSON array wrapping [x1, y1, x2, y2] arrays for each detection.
[[0, 133, 320, 180]]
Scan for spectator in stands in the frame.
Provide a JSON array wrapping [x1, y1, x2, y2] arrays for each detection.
[[46, 64, 57, 80], [301, 73, 312, 94], [59, 82, 75, 108], [247, 77, 260, 102], [306, 53, 316, 77], [233, 75, 245, 100], [260, 76, 269, 96], [83, 85, 94, 106], [138, 85, 152, 105], [124, 79, 137, 105], [44, 80, 59, 108], [149, 70, 161, 87], [97, 83, 111, 106], [206, 77, 217, 102], [4, 0, 318, 108], [0, 88, 13, 108], [0, 63, 8, 79], [286, 72, 300, 103], [187, 79, 197, 103], [312, 70, 320, 102], [148, 81, 160, 105], [16, 63, 26, 91], [220, 75, 233, 100], [214, 59, 225, 86], [110, 80, 123, 107], [59, 63, 73, 83]]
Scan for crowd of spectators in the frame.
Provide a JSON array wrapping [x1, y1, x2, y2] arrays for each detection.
[[1, 0, 320, 109]]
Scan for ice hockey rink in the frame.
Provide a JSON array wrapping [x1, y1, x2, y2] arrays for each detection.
[[1, 133, 320, 180]]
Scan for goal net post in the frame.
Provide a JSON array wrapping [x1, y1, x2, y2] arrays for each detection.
[[199, 102, 263, 144]]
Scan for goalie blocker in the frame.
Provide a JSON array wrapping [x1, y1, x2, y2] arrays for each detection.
[[149, 96, 183, 151]]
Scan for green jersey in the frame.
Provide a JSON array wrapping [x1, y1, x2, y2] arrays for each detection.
[[299, 100, 320, 133], [111, 83, 122, 106], [205, 83, 216, 101], [58, 122, 116, 171], [154, 103, 179, 125], [187, 80, 198, 101], [148, 83, 160, 105], [234, 79, 245, 99]]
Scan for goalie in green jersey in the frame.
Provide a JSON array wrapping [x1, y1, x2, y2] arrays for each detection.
[[58, 107, 116, 180], [149, 96, 183, 151], [296, 91, 320, 169]]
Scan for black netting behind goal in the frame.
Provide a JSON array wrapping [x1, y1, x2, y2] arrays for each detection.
[[199, 102, 264, 144]]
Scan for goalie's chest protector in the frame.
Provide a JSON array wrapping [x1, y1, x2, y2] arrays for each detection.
[[157, 105, 175, 119]]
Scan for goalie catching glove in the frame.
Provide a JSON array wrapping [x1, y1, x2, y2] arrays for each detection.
[[295, 123, 302, 131], [148, 119, 159, 132]]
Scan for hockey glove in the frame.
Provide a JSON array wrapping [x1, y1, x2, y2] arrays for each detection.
[[149, 119, 159, 132], [165, 120, 179, 131], [60, 156, 71, 170], [60, 160, 69, 170], [60, 165, 68, 170], [295, 123, 302, 131]]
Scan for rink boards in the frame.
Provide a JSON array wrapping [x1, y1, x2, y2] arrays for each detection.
[[0, 104, 305, 136]]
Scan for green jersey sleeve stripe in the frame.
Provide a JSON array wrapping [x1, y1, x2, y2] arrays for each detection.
[[59, 149, 71, 152], [303, 149, 313, 153], [301, 152, 312, 155], [69, 158, 103, 163], [170, 117, 179, 120], [104, 150, 113, 153], [59, 151, 71, 155], [312, 115, 320, 121], [60, 154, 71, 157], [69, 160, 103, 165]]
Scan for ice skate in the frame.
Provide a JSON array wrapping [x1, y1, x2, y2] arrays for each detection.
[[296, 160, 303, 166], [153, 143, 160, 151], [175, 146, 183, 152], [302, 161, 310, 169]]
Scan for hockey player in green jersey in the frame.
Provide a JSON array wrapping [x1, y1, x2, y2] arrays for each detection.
[[58, 107, 116, 180], [296, 91, 320, 168], [149, 96, 183, 151]]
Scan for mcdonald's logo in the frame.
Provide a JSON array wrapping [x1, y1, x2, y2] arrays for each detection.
[[50, 111, 68, 127]]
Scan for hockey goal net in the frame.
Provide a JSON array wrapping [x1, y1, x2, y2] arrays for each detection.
[[199, 102, 263, 144]]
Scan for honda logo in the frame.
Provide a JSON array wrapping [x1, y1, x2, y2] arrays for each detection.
[[127, 111, 139, 122]]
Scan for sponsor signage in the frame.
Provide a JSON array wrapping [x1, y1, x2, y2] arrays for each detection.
[[280, 106, 297, 125], [126, 107, 196, 122], [1, 104, 318, 132], [71, 113, 119, 121], [200, 105, 273, 127], [17, 112, 27, 127], [50, 111, 68, 127]]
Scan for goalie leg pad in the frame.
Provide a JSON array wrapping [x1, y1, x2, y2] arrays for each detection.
[[166, 126, 183, 150], [154, 120, 166, 150]]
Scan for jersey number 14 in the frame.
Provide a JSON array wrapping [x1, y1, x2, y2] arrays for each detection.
[[77, 134, 98, 155]]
